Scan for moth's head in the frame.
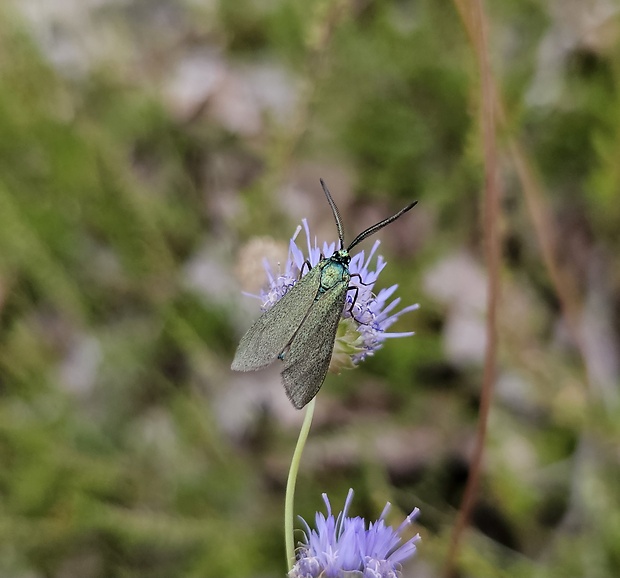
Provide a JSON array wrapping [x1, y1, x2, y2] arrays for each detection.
[[332, 249, 351, 265]]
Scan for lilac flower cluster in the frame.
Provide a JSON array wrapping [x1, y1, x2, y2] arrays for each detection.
[[289, 489, 420, 578], [251, 219, 418, 371]]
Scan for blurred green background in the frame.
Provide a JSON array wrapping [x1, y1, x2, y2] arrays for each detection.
[[1, 0, 620, 576]]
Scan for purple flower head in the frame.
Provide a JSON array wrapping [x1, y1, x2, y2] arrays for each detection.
[[289, 489, 420, 578], [248, 219, 418, 373]]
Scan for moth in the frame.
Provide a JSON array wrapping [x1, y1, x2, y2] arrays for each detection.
[[231, 179, 416, 409]]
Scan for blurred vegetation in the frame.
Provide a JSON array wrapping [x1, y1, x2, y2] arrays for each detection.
[[1, 0, 620, 577]]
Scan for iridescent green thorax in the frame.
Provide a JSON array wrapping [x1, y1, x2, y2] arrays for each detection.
[[317, 250, 351, 298]]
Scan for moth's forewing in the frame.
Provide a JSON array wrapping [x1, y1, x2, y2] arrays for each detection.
[[280, 279, 348, 409], [231, 262, 324, 372]]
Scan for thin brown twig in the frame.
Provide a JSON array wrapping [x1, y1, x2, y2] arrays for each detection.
[[443, 1, 501, 576], [459, 0, 597, 371], [447, 0, 594, 573], [457, 1, 587, 381], [445, 0, 600, 574]]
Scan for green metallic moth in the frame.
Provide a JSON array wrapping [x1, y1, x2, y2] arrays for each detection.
[[231, 179, 417, 409]]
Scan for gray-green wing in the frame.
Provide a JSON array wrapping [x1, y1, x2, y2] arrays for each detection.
[[280, 279, 348, 409], [231, 264, 323, 371]]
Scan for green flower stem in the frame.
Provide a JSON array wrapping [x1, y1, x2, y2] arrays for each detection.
[[285, 397, 316, 569]]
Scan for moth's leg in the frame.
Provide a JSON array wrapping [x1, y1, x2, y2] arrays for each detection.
[[346, 285, 359, 313], [299, 259, 313, 279], [348, 274, 378, 324], [345, 285, 371, 326], [350, 273, 372, 287]]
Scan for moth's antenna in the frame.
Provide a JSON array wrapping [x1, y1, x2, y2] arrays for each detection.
[[320, 179, 345, 250], [347, 201, 418, 251]]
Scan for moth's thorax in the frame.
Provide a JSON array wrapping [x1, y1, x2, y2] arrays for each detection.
[[317, 251, 351, 296]]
